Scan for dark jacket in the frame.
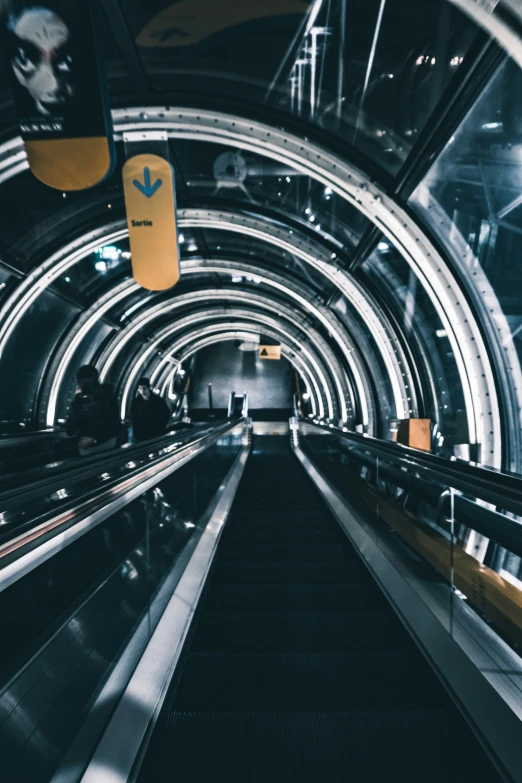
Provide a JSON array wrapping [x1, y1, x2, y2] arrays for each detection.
[[132, 394, 171, 442], [66, 382, 121, 444]]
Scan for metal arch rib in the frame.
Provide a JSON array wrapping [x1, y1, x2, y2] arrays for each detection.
[[153, 330, 324, 420], [179, 208, 408, 423], [113, 107, 499, 464], [117, 311, 339, 421], [413, 184, 522, 472], [39, 259, 372, 430], [114, 312, 331, 421], [43, 278, 139, 426], [39, 269, 361, 430], [156, 331, 323, 419], [137, 304, 346, 418], [95, 290, 352, 420], [12, 214, 401, 433], [137, 327, 324, 420], [53, 249, 377, 423], [0, 107, 499, 463], [115, 298, 348, 420]]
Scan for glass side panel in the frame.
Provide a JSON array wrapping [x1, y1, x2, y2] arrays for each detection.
[[301, 425, 522, 715], [409, 59, 522, 472]]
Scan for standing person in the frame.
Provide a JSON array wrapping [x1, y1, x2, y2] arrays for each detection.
[[131, 377, 171, 442], [66, 365, 121, 456]]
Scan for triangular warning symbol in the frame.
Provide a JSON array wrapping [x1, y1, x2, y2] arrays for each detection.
[[261, 348, 268, 356]]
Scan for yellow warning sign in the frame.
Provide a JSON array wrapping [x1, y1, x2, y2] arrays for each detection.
[[122, 154, 180, 291], [259, 345, 281, 360]]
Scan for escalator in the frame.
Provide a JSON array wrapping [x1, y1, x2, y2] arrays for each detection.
[[0, 420, 245, 783], [137, 440, 503, 782]]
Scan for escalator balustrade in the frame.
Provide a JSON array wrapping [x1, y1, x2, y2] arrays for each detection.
[[139, 442, 501, 783]]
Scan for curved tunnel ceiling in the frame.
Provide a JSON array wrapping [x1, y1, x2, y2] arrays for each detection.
[[2, 0, 522, 467], [0, 109, 501, 464]]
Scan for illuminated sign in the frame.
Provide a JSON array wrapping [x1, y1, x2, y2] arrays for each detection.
[[137, 0, 310, 48], [122, 154, 180, 291], [3, 0, 115, 190]]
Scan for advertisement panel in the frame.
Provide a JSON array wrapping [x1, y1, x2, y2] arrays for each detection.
[[2, 0, 115, 189]]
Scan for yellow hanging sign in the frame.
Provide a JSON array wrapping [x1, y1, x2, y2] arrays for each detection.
[[122, 154, 180, 291]]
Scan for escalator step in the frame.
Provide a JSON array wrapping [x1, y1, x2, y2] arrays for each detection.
[[203, 583, 386, 613], [210, 560, 369, 584], [217, 544, 357, 563], [173, 652, 446, 711], [220, 530, 345, 546], [145, 710, 483, 783], [191, 612, 405, 653], [225, 515, 335, 531]]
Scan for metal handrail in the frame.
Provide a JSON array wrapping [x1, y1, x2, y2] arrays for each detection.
[[301, 421, 522, 518], [0, 428, 57, 444], [0, 421, 240, 509], [0, 418, 244, 592]]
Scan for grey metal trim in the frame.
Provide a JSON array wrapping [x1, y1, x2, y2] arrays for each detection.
[[78, 442, 250, 783], [293, 443, 522, 783], [0, 422, 240, 594]]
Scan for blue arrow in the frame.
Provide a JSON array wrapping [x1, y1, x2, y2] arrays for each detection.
[[133, 167, 163, 198]]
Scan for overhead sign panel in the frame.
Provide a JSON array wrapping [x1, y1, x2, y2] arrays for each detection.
[[3, 0, 115, 190], [259, 345, 282, 360], [122, 153, 181, 291]]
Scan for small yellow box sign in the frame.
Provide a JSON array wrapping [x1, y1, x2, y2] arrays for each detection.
[[122, 153, 180, 291], [259, 345, 281, 360]]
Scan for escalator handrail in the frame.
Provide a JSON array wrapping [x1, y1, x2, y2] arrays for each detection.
[[0, 420, 241, 510], [301, 421, 522, 517], [0, 428, 57, 446], [303, 430, 522, 560], [0, 418, 244, 587]]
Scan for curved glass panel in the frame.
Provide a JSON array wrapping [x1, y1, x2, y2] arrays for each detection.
[[175, 139, 371, 249], [409, 58, 522, 470], [122, 0, 478, 174]]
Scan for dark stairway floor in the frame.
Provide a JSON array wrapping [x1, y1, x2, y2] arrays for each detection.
[[138, 443, 503, 783]]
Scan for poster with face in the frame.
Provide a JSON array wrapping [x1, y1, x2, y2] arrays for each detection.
[[3, 1, 109, 139]]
